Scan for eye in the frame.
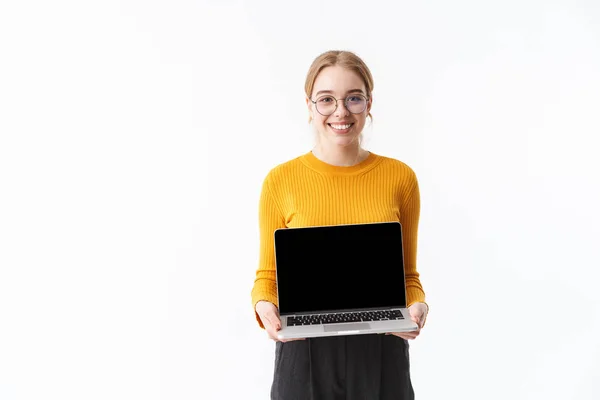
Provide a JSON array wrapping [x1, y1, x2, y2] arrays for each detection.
[[347, 95, 363, 103], [317, 96, 335, 103]]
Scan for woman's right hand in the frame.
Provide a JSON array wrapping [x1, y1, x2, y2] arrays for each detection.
[[255, 301, 304, 342]]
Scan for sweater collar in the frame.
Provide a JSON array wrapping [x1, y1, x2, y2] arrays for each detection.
[[300, 150, 381, 176]]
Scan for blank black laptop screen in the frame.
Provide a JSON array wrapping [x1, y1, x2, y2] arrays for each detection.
[[274, 222, 408, 315]]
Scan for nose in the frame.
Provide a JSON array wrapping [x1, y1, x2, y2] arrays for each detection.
[[334, 99, 350, 117]]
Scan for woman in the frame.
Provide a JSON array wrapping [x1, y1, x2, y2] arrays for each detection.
[[251, 50, 429, 400]]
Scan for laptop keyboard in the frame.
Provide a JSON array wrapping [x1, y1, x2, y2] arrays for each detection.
[[287, 310, 404, 326]]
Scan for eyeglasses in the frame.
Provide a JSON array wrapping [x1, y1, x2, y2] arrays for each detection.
[[309, 94, 369, 116]]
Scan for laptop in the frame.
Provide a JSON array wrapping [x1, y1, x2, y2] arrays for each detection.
[[274, 221, 418, 339]]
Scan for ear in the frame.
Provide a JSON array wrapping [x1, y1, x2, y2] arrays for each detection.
[[306, 97, 313, 123], [367, 94, 373, 113]]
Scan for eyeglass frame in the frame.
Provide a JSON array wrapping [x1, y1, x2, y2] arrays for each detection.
[[308, 93, 371, 116]]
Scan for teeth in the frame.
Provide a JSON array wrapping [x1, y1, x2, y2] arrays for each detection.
[[331, 123, 352, 130]]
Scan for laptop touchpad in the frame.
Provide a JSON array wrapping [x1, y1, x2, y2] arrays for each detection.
[[324, 323, 371, 332]]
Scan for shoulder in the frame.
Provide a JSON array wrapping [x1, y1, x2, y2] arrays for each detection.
[[261, 153, 307, 188], [374, 153, 418, 182]]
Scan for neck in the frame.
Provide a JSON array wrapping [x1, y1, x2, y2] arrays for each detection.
[[312, 143, 368, 167]]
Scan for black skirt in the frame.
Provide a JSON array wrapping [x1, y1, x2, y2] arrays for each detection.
[[271, 334, 414, 400]]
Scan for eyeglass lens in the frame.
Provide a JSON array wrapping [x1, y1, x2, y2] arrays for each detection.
[[315, 95, 367, 115]]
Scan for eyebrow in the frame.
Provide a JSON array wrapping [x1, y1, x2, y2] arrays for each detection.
[[315, 89, 366, 97]]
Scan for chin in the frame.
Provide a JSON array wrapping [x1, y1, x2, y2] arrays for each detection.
[[331, 133, 359, 145], [322, 138, 357, 150]]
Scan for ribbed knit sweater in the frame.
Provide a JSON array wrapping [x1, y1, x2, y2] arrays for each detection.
[[251, 150, 426, 328]]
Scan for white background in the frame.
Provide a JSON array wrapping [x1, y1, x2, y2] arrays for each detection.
[[1, 0, 599, 399]]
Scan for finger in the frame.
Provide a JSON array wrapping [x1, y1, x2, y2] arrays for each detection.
[[267, 326, 279, 341], [408, 330, 421, 339], [259, 315, 279, 341], [263, 315, 282, 335], [390, 333, 411, 340], [394, 333, 418, 340], [264, 319, 286, 342], [264, 313, 281, 330], [389, 330, 420, 340], [273, 317, 282, 331], [266, 328, 280, 341], [411, 315, 425, 330], [280, 337, 305, 343], [411, 316, 422, 329]]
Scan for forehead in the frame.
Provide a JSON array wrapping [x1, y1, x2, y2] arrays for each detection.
[[312, 65, 366, 95]]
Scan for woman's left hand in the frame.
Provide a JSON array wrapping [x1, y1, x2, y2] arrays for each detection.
[[387, 302, 428, 340]]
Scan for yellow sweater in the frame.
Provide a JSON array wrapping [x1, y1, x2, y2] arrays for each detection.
[[251, 151, 426, 328]]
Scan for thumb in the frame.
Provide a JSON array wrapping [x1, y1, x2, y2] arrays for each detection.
[[409, 309, 421, 326], [266, 313, 281, 330]]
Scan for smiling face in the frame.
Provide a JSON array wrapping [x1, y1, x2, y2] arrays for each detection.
[[307, 65, 372, 149]]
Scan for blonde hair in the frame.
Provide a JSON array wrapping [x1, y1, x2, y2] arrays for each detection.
[[305, 50, 374, 124]]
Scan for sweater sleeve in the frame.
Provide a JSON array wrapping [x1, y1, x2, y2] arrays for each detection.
[[399, 171, 427, 309], [250, 173, 286, 329]]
